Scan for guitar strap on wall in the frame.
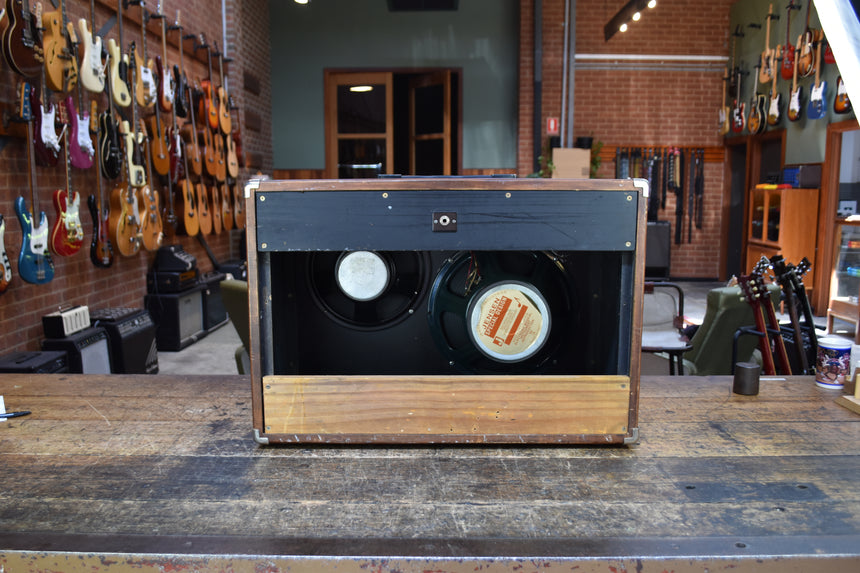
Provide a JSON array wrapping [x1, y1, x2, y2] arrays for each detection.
[[674, 148, 684, 245], [688, 148, 695, 243], [695, 149, 705, 230]]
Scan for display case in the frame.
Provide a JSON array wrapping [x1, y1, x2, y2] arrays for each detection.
[[745, 187, 819, 272], [826, 220, 860, 341]]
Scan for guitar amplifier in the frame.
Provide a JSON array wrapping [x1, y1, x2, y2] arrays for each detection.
[[42, 305, 91, 338], [200, 271, 229, 332], [90, 308, 158, 374], [41, 326, 111, 374], [155, 244, 197, 272], [0, 350, 69, 373], [145, 285, 206, 351], [247, 177, 647, 445], [147, 269, 199, 293]]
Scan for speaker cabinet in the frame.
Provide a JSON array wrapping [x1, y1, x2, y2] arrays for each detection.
[[90, 308, 159, 374], [200, 271, 229, 333], [145, 286, 206, 351], [0, 350, 69, 373], [248, 178, 647, 445], [41, 326, 111, 374]]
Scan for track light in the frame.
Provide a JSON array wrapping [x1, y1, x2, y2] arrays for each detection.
[[604, 0, 658, 41]]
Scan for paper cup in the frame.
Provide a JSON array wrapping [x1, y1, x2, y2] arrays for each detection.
[[816, 337, 853, 389]]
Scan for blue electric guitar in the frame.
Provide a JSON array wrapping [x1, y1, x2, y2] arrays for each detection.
[[807, 40, 827, 120], [15, 82, 55, 285]]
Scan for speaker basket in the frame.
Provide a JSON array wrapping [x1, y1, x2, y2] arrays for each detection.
[[249, 178, 648, 445]]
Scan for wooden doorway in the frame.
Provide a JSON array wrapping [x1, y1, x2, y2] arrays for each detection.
[[325, 69, 460, 178]]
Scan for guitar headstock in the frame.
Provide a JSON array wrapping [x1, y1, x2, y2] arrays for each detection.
[[796, 257, 811, 281], [737, 272, 769, 305]]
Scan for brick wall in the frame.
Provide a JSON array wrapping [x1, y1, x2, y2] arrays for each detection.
[[0, 0, 272, 355], [520, 0, 735, 279]]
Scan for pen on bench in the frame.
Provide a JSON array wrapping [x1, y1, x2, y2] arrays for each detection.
[[0, 411, 31, 419]]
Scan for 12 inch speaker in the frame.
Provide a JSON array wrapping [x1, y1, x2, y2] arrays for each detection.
[[248, 178, 647, 445]]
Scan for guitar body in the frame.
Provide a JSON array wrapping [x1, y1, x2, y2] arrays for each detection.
[[65, 96, 94, 169], [120, 120, 146, 188], [217, 86, 231, 134], [225, 131, 239, 178], [788, 86, 804, 121], [807, 80, 828, 120], [107, 38, 131, 108], [200, 125, 218, 179], [156, 55, 174, 112], [98, 109, 123, 180], [759, 51, 774, 85], [135, 56, 157, 110], [220, 182, 233, 231], [835, 76, 852, 114], [108, 183, 141, 257], [41, 7, 76, 93], [200, 80, 220, 131], [77, 18, 104, 93], [172, 65, 188, 118], [731, 101, 746, 134], [196, 181, 213, 235], [180, 124, 203, 178], [31, 86, 60, 167], [2, 0, 44, 77], [175, 178, 199, 237], [209, 185, 222, 235], [212, 132, 226, 182], [797, 32, 814, 77], [86, 193, 113, 267], [767, 91, 782, 126], [14, 195, 55, 285], [138, 184, 163, 252], [0, 214, 12, 292], [50, 188, 83, 256], [168, 127, 183, 183], [749, 95, 767, 134], [231, 182, 245, 229], [147, 115, 170, 177], [781, 43, 795, 80]]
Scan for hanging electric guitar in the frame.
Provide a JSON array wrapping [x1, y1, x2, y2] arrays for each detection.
[[766, 56, 782, 126], [758, 3, 776, 85], [77, 0, 104, 93], [780, 0, 800, 81], [747, 69, 766, 135], [50, 126, 84, 256], [1, 0, 45, 77], [169, 10, 188, 118], [788, 37, 804, 122], [731, 69, 746, 134], [99, 52, 124, 179], [138, 119, 163, 252], [834, 76, 852, 115], [147, 103, 170, 177], [153, 0, 173, 112], [15, 82, 55, 285], [806, 39, 827, 120], [0, 214, 12, 292], [106, 0, 131, 107], [88, 99, 114, 268], [120, 44, 147, 188], [130, 0, 156, 110], [198, 34, 220, 131], [796, 0, 816, 78], [41, 0, 78, 93], [719, 68, 730, 135], [64, 23, 95, 170], [31, 52, 61, 167]]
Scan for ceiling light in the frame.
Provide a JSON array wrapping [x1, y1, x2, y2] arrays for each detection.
[[350, 85, 373, 93], [620, 23, 628, 32], [632, 12, 641, 21], [295, 0, 308, 4], [604, 0, 659, 41], [648, 0, 657, 8]]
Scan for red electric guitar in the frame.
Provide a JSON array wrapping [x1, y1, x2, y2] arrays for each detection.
[[50, 125, 84, 256]]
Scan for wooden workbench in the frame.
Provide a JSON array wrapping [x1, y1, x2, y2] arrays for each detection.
[[0, 373, 858, 572]]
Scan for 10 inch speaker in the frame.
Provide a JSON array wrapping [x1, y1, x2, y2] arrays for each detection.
[[248, 178, 647, 445]]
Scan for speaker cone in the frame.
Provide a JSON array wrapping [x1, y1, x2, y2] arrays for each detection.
[[308, 251, 431, 330], [427, 251, 574, 374]]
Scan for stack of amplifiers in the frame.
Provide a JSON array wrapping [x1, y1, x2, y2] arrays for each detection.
[[248, 178, 647, 445], [90, 308, 159, 374]]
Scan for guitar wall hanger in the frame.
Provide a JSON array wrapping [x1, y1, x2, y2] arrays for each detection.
[[747, 23, 762, 30]]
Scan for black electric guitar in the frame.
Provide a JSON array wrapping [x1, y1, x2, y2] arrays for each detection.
[[771, 255, 818, 375]]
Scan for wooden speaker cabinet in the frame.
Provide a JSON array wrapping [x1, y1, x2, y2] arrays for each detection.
[[247, 178, 648, 445]]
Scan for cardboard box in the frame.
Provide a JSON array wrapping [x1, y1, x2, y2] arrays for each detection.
[[552, 147, 591, 179]]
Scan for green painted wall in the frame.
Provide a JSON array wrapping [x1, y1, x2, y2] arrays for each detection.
[[727, 0, 856, 165], [267, 0, 519, 170]]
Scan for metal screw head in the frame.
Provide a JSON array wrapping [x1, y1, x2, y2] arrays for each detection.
[[260, 195, 266, 202]]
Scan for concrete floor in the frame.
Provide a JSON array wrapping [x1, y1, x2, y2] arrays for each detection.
[[155, 280, 838, 376]]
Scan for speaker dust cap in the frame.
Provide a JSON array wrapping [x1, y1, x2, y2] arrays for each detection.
[[335, 251, 390, 301], [467, 281, 550, 363]]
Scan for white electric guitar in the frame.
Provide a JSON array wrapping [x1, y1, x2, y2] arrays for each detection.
[[77, 17, 105, 93]]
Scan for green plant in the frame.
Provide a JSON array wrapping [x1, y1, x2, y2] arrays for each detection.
[[590, 140, 603, 178]]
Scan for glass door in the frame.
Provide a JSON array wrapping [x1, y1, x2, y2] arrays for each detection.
[[325, 72, 394, 178], [409, 70, 452, 175]]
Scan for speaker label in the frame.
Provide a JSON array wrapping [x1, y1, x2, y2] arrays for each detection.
[[471, 285, 548, 361]]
